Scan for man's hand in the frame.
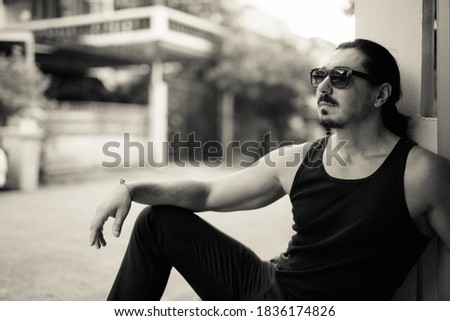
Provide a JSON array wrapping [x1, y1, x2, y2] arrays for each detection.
[[90, 184, 132, 249]]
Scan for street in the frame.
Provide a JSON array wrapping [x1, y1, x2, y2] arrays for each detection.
[[0, 165, 293, 300]]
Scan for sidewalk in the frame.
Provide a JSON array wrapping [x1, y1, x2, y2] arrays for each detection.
[[0, 165, 293, 301]]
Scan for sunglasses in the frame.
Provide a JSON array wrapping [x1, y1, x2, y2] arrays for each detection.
[[310, 67, 375, 89]]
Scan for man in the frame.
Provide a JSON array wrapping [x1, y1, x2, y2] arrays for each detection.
[[90, 39, 450, 300]]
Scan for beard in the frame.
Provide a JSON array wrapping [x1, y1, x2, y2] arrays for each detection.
[[317, 94, 345, 130], [319, 109, 345, 130], [320, 118, 344, 129]]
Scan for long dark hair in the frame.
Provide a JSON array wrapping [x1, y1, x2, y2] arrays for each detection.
[[336, 39, 409, 137]]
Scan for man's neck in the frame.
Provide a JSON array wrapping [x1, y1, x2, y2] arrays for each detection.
[[324, 124, 401, 180], [330, 122, 399, 159]]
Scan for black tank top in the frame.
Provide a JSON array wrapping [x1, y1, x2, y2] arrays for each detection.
[[276, 136, 431, 300]]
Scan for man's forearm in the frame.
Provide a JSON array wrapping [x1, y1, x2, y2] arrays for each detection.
[[127, 180, 210, 212]]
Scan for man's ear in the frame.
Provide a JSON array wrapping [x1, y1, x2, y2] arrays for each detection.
[[374, 83, 392, 108]]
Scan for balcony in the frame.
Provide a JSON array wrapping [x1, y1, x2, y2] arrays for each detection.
[[4, 5, 228, 68]]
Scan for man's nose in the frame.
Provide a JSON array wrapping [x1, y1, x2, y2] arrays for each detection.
[[317, 76, 333, 94]]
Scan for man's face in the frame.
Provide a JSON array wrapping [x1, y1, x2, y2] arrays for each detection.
[[315, 48, 379, 130]]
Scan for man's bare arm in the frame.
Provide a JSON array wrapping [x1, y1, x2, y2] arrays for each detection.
[[408, 147, 450, 252], [423, 153, 450, 252], [89, 145, 305, 249], [123, 150, 289, 211]]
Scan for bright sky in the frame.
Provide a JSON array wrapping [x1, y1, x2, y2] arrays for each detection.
[[243, 0, 355, 44]]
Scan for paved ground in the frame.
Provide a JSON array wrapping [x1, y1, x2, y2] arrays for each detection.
[[0, 165, 293, 301]]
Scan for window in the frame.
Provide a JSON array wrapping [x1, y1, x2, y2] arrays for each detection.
[[420, 0, 436, 117], [31, 0, 62, 20], [114, 0, 155, 10]]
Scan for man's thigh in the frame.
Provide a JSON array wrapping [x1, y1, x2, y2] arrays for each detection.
[[149, 205, 285, 300]]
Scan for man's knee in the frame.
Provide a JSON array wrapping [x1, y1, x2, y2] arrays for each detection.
[[134, 205, 194, 234]]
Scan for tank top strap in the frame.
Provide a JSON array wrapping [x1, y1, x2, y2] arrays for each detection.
[[380, 137, 417, 176], [289, 135, 330, 197], [289, 136, 416, 197]]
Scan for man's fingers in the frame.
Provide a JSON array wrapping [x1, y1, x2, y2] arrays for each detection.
[[96, 238, 102, 249], [90, 217, 107, 248], [112, 210, 125, 237], [90, 220, 102, 246], [90, 195, 131, 245], [96, 229, 106, 247], [112, 204, 130, 238], [112, 216, 124, 237], [89, 229, 98, 247], [91, 231, 107, 249]]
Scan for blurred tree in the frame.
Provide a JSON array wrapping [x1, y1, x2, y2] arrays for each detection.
[[343, 0, 355, 16], [164, 0, 241, 25], [125, 1, 322, 143], [206, 27, 318, 143], [0, 45, 56, 184], [207, 30, 314, 97], [0, 46, 54, 126]]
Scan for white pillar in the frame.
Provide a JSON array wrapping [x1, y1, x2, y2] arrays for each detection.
[[356, 0, 450, 300], [148, 58, 168, 164], [436, 0, 450, 300], [0, 0, 5, 28], [152, 5, 169, 38], [219, 91, 234, 146], [356, 0, 423, 118], [437, 0, 450, 158]]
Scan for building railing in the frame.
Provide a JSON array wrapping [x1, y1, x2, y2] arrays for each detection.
[[33, 17, 151, 43], [168, 19, 218, 43], [5, 5, 228, 45]]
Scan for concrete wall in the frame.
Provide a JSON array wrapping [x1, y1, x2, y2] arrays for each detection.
[[356, 0, 423, 118], [356, 0, 450, 300]]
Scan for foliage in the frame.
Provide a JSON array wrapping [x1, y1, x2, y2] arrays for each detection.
[[205, 28, 318, 142], [164, 1, 326, 142], [165, 0, 241, 26], [0, 46, 54, 126], [206, 30, 314, 97]]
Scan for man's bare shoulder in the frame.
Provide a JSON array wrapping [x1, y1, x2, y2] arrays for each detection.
[[407, 145, 450, 180], [406, 145, 450, 249], [259, 141, 314, 194], [406, 145, 450, 206]]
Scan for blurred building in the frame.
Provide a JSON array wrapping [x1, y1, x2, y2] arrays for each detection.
[[0, 0, 333, 178], [0, 0, 232, 176]]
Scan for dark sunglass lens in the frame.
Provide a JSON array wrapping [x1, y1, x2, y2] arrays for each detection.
[[330, 69, 351, 88], [311, 69, 326, 86]]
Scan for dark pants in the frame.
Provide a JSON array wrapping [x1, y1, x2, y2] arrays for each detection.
[[107, 205, 286, 301]]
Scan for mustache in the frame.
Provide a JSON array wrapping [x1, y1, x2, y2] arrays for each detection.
[[318, 94, 338, 106]]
